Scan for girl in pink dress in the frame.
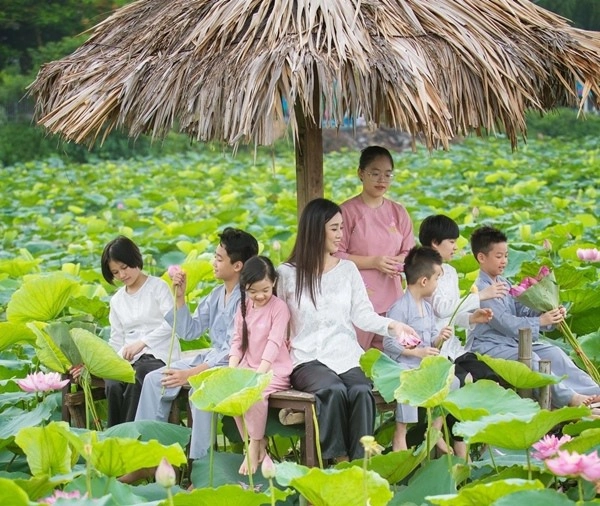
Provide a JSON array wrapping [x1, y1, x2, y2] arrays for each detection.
[[229, 255, 292, 475]]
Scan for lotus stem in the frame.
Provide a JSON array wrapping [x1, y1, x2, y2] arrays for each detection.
[[162, 285, 178, 395], [242, 415, 254, 489], [440, 411, 453, 470], [558, 321, 600, 385], [311, 404, 323, 468], [209, 412, 215, 488]]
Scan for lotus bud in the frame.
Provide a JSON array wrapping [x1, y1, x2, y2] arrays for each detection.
[[542, 239, 552, 250], [272, 240, 281, 251], [167, 265, 183, 278], [471, 207, 479, 218], [155, 457, 176, 488], [261, 454, 276, 479]]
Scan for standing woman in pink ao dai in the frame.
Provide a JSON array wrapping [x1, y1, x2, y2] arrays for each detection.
[[336, 146, 415, 351], [229, 255, 292, 475]]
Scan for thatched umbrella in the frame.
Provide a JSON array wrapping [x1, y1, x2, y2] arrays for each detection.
[[30, 0, 600, 210]]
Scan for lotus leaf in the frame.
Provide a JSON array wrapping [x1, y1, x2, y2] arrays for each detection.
[[0, 477, 30, 505], [290, 466, 392, 506], [104, 420, 191, 449], [442, 380, 540, 422], [70, 327, 134, 383], [0, 322, 35, 352], [172, 484, 292, 506], [453, 406, 589, 449], [426, 478, 544, 505], [476, 353, 563, 388], [15, 422, 73, 477], [189, 367, 272, 417], [27, 322, 71, 373], [6, 273, 78, 322], [491, 489, 576, 506], [360, 348, 408, 402], [395, 355, 455, 408]]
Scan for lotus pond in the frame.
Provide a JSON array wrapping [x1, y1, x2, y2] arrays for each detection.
[[1, 135, 600, 505]]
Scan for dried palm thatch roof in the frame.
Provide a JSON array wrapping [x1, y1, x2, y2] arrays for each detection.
[[30, 0, 600, 151]]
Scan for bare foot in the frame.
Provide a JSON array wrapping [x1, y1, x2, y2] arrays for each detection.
[[239, 438, 267, 475], [435, 438, 454, 455], [570, 393, 600, 407], [453, 441, 468, 460]]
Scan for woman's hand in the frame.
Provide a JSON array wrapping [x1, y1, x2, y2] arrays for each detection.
[[479, 282, 508, 301], [122, 340, 146, 361], [70, 364, 84, 382], [372, 256, 404, 277], [389, 321, 421, 347]]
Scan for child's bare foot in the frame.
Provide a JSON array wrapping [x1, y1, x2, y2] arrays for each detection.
[[570, 393, 600, 407], [453, 441, 468, 460], [239, 438, 267, 475], [435, 438, 453, 455]]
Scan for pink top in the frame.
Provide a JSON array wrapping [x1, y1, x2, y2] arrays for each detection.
[[336, 195, 415, 313], [229, 295, 293, 380]]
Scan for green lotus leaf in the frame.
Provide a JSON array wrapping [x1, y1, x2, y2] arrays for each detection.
[[0, 256, 41, 278], [559, 427, 600, 455], [491, 489, 576, 506], [336, 430, 431, 484], [394, 456, 465, 505], [0, 477, 30, 505], [92, 438, 187, 477], [476, 353, 563, 388], [189, 367, 272, 417], [0, 400, 57, 449], [360, 348, 408, 403], [6, 273, 78, 322], [574, 330, 600, 369], [27, 322, 71, 373], [103, 420, 191, 449], [8, 475, 58, 502], [289, 466, 392, 506], [70, 327, 134, 383], [426, 478, 544, 505], [172, 484, 293, 506], [442, 380, 540, 422], [453, 406, 589, 449], [46, 322, 82, 366], [395, 355, 455, 408], [14, 421, 72, 477], [0, 321, 35, 352]]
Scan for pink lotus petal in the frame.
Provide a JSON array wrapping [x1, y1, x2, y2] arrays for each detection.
[[531, 434, 572, 460], [167, 265, 182, 278], [537, 266, 551, 279], [509, 285, 526, 297], [155, 457, 176, 488], [261, 453, 276, 479], [42, 490, 83, 504], [580, 452, 600, 482], [545, 450, 586, 476], [17, 372, 69, 393], [577, 248, 600, 262]]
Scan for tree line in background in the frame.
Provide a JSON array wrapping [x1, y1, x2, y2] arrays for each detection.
[[0, 0, 599, 165]]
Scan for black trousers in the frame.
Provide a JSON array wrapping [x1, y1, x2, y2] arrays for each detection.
[[105, 354, 165, 427], [291, 360, 375, 460]]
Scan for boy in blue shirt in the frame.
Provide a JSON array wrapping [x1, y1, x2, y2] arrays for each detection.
[[468, 225, 600, 409], [384, 246, 457, 452], [136, 227, 259, 460]]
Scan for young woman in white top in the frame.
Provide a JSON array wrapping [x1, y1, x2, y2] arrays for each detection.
[[277, 198, 418, 462], [100, 236, 180, 426]]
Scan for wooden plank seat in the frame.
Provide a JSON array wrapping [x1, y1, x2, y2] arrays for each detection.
[[61, 377, 395, 467]]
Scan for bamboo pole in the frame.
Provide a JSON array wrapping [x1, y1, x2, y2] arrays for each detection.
[[518, 327, 533, 400], [538, 360, 552, 410]]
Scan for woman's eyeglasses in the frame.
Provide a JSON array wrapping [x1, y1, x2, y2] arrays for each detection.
[[363, 171, 394, 181]]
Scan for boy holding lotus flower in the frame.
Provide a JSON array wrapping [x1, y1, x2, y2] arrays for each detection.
[[468, 225, 600, 409]]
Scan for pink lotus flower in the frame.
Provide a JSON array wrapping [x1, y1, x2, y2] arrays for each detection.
[[261, 453, 276, 479], [545, 450, 586, 476], [17, 372, 69, 393], [167, 265, 183, 279], [531, 434, 572, 460], [537, 266, 551, 279], [155, 457, 176, 488], [577, 248, 600, 262], [579, 452, 600, 482], [41, 490, 83, 504], [398, 332, 421, 348], [509, 284, 527, 297]]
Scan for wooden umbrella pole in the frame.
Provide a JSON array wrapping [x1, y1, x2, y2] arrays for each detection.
[[294, 70, 323, 217]]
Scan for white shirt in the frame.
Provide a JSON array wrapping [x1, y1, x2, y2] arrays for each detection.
[[277, 259, 393, 374], [429, 263, 479, 360], [108, 275, 180, 365]]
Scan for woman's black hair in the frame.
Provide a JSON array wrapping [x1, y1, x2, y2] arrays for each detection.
[[285, 198, 341, 306], [239, 255, 278, 354], [359, 145, 394, 170], [100, 236, 143, 284]]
